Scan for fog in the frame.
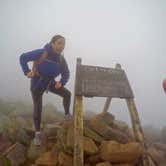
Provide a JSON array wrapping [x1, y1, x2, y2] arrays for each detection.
[[0, 0, 166, 127]]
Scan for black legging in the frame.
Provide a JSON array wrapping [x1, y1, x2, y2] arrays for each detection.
[[31, 83, 71, 131]]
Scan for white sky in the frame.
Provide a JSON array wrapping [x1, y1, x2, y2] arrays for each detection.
[[0, 0, 166, 127]]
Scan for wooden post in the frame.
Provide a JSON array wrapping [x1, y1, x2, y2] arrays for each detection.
[[73, 58, 82, 115], [74, 95, 84, 166], [103, 64, 121, 113], [103, 97, 112, 112], [126, 98, 150, 166], [73, 58, 84, 166]]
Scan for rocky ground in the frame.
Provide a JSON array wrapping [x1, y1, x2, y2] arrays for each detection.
[[0, 111, 166, 166]]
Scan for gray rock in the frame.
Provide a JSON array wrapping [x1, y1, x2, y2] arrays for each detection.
[[3, 142, 27, 166]]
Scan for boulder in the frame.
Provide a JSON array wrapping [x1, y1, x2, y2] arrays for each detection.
[[84, 164, 92, 166], [113, 120, 129, 133], [0, 139, 12, 155], [90, 112, 115, 127], [10, 116, 30, 129], [99, 141, 144, 163], [96, 162, 112, 166], [161, 126, 166, 144], [27, 141, 47, 161], [88, 119, 128, 143], [84, 127, 104, 143], [35, 151, 58, 166], [147, 147, 166, 165], [56, 125, 72, 154], [84, 137, 99, 155], [10, 128, 31, 146], [153, 142, 166, 155], [66, 124, 74, 148], [58, 152, 73, 166], [86, 154, 101, 164], [3, 142, 27, 166], [43, 123, 61, 140], [66, 125, 98, 155], [112, 164, 132, 166]]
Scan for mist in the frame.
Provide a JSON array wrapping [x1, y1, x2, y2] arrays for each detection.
[[0, 0, 166, 127]]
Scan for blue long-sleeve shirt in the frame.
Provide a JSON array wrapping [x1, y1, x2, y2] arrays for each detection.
[[19, 43, 70, 91]]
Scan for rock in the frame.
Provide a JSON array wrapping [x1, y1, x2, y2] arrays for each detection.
[[0, 138, 12, 155], [0, 114, 11, 130], [66, 125, 98, 155], [27, 141, 47, 161], [84, 164, 92, 166], [43, 123, 61, 140], [66, 124, 74, 148], [84, 127, 104, 143], [91, 112, 115, 127], [0, 158, 2, 166], [95, 161, 112, 166], [147, 147, 166, 165], [88, 118, 128, 143], [148, 156, 158, 166], [0, 156, 11, 166], [113, 120, 129, 133], [161, 126, 166, 144], [84, 137, 99, 155], [0, 128, 11, 142], [47, 140, 57, 151], [56, 126, 72, 154], [10, 128, 31, 146], [24, 128, 35, 139], [153, 142, 166, 154], [11, 116, 30, 129], [99, 141, 144, 163], [86, 154, 101, 164], [58, 152, 73, 166], [3, 142, 27, 166], [60, 119, 74, 129], [35, 151, 58, 166], [112, 164, 132, 166]]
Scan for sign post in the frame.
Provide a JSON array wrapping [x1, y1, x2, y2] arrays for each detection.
[[73, 57, 151, 166], [73, 58, 84, 166]]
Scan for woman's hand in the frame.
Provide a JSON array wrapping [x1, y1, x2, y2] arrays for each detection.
[[26, 71, 35, 78], [55, 81, 62, 89]]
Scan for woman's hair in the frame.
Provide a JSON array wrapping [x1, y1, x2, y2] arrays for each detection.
[[50, 35, 65, 43]]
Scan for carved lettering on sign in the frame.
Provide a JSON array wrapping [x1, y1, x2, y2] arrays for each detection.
[[75, 65, 134, 98]]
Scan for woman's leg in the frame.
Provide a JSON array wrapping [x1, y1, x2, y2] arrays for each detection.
[[48, 85, 71, 115], [31, 89, 44, 132]]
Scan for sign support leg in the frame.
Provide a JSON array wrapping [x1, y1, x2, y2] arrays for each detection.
[[74, 95, 84, 166], [126, 98, 150, 166], [103, 97, 112, 112]]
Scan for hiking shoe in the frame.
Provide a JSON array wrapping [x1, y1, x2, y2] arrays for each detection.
[[64, 114, 73, 121], [33, 132, 42, 146]]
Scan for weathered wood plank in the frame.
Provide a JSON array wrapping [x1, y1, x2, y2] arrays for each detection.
[[75, 64, 134, 98], [126, 98, 150, 166], [103, 97, 112, 113], [74, 95, 84, 166]]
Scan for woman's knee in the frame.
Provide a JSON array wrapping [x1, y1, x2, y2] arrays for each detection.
[[64, 89, 71, 99]]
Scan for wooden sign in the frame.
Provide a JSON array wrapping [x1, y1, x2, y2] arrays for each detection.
[[73, 58, 151, 166], [75, 63, 134, 98]]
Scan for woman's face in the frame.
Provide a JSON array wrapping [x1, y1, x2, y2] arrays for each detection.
[[51, 38, 65, 54]]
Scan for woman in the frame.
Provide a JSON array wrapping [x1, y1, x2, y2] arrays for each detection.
[[19, 35, 72, 146]]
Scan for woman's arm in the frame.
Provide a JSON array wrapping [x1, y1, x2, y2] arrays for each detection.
[[60, 58, 70, 86], [19, 49, 43, 75]]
